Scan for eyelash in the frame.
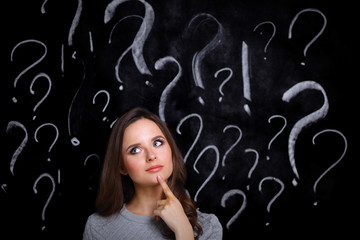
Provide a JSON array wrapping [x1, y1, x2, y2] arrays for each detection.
[[129, 138, 165, 154]]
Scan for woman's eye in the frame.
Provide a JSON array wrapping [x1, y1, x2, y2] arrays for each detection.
[[130, 147, 141, 154], [154, 139, 164, 147]]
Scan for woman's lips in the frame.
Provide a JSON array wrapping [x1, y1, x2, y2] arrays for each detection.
[[146, 165, 163, 173]]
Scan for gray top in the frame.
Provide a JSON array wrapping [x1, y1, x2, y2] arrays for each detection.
[[83, 206, 223, 240]]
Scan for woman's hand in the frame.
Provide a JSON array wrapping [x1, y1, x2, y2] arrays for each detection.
[[153, 175, 194, 240]]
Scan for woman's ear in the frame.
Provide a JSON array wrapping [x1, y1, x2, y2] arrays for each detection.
[[119, 166, 128, 175]]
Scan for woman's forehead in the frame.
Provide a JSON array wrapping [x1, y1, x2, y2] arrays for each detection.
[[123, 118, 165, 141]]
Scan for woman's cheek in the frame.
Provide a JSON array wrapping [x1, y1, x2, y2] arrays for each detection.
[[125, 158, 144, 179], [163, 157, 173, 180]]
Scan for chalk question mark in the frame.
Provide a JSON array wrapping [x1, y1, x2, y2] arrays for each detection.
[[33, 172, 56, 230], [282, 81, 329, 186], [221, 125, 242, 167], [176, 113, 203, 163], [221, 189, 247, 229], [193, 145, 220, 202], [258, 176, 285, 226], [215, 67, 233, 103], [67, 59, 86, 147], [312, 129, 347, 206], [92, 90, 110, 122], [188, 13, 224, 105], [107, 14, 144, 91], [244, 148, 259, 190], [105, 0, 154, 90], [288, 8, 327, 66], [6, 121, 28, 175], [11, 39, 47, 103], [221, 124, 242, 180], [30, 72, 52, 120], [253, 21, 276, 60], [155, 56, 182, 122], [266, 115, 287, 160], [34, 123, 59, 162], [84, 154, 100, 190]]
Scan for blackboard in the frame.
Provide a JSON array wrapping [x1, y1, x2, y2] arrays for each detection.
[[1, 0, 358, 239]]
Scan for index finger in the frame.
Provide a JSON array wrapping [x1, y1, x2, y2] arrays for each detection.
[[157, 175, 175, 198]]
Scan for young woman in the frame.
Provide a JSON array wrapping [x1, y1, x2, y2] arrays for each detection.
[[83, 107, 222, 240]]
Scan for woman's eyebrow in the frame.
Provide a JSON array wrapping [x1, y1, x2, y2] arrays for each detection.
[[152, 135, 165, 141], [125, 143, 137, 152]]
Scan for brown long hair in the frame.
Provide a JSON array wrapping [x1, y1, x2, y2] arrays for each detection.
[[96, 107, 202, 239]]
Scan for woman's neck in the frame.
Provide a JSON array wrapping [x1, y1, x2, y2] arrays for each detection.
[[126, 184, 164, 216]]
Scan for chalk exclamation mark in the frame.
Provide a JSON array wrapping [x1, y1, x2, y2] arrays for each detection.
[[242, 41, 251, 116]]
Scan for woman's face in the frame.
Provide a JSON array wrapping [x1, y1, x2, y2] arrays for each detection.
[[121, 118, 173, 186]]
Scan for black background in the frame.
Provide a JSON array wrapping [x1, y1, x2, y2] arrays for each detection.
[[1, 0, 358, 239]]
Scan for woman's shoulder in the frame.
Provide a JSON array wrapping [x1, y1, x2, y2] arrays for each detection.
[[83, 212, 122, 239], [86, 212, 108, 224], [197, 210, 223, 240]]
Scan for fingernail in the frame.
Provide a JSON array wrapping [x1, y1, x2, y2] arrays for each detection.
[[157, 175, 162, 180]]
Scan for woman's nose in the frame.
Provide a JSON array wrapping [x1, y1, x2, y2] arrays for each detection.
[[146, 149, 156, 161]]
